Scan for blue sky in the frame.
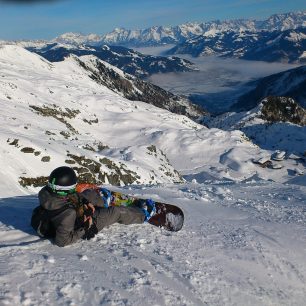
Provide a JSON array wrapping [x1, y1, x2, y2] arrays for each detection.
[[0, 0, 305, 40]]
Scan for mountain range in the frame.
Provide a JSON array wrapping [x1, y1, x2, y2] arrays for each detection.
[[167, 27, 306, 63], [1, 45, 306, 305], [6, 11, 305, 51], [1, 10, 306, 303], [72, 10, 306, 47], [1, 44, 305, 196], [27, 43, 197, 79]]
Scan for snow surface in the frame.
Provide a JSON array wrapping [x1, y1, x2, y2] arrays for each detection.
[[1, 182, 306, 305], [0, 44, 287, 196], [0, 45, 306, 305]]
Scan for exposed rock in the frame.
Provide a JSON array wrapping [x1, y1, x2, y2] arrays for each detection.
[[19, 176, 48, 187], [65, 159, 76, 164], [29, 104, 80, 134], [21, 147, 35, 153], [260, 96, 306, 126], [41, 156, 51, 162], [66, 153, 140, 186], [7, 138, 19, 147]]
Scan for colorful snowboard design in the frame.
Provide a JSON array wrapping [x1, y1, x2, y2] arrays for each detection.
[[77, 184, 184, 232]]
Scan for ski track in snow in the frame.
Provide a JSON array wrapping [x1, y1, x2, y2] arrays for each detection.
[[0, 182, 305, 306]]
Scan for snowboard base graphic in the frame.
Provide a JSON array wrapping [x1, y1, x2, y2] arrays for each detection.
[[147, 202, 184, 232]]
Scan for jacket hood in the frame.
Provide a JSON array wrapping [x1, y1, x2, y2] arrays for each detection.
[[38, 186, 76, 210]]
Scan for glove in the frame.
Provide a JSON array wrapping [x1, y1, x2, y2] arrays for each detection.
[[84, 206, 94, 217], [83, 223, 98, 240]]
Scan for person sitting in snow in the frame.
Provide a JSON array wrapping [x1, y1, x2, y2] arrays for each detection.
[[31, 166, 154, 247]]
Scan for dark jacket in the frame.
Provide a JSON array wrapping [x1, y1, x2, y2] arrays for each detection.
[[38, 186, 145, 247], [38, 186, 101, 247]]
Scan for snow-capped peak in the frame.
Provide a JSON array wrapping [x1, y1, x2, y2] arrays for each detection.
[[0, 44, 52, 70], [99, 10, 306, 47], [53, 32, 103, 46]]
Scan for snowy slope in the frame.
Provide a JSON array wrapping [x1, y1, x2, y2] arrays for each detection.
[[0, 45, 191, 196], [61, 54, 204, 119], [0, 182, 305, 305], [0, 44, 266, 196], [204, 97, 306, 177], [0, 45, 306, 306], [1, 44, 305, 192]]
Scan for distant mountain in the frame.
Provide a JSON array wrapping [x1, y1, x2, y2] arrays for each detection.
[[231, 65, 306, 111], [27, 43, 197, 79], [71, 54, 205, 119], [241, 28, 306, 63], [99, 21, 257, 47], [15, 11, 302, 49], [204, 96, 306, 153], [99, 11, 306, 47], [259, 10, 306, 31], [55, 32, 103, 46], [167, 30, 265, 57], [167, 27, 306, 63], [4, 11, 305, 68]]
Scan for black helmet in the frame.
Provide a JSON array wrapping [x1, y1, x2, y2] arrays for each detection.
[[48, 166, 77, 193]]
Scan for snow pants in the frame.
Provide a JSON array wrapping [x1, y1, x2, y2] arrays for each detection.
[[93, 206, 145, 231]]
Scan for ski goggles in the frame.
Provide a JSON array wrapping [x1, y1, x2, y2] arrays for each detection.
[[48, 180, 77, 196], [55, 188, 77, 196]]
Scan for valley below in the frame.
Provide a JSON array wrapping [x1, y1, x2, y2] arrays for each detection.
[[143, 50, 300, 114]]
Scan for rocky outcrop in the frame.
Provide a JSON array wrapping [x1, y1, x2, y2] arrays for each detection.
[[260, 96, 306, 126]]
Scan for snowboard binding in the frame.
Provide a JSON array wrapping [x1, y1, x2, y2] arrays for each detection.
[[135, 199, 156, 222]]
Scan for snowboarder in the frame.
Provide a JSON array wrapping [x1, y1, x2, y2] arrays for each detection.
[[31, 166, 149, 247]]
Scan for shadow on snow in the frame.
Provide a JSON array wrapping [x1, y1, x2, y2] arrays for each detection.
[[0, 195, 40, 247]]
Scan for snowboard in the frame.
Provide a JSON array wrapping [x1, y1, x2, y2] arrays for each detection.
[[77, 184, 184, 232]]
